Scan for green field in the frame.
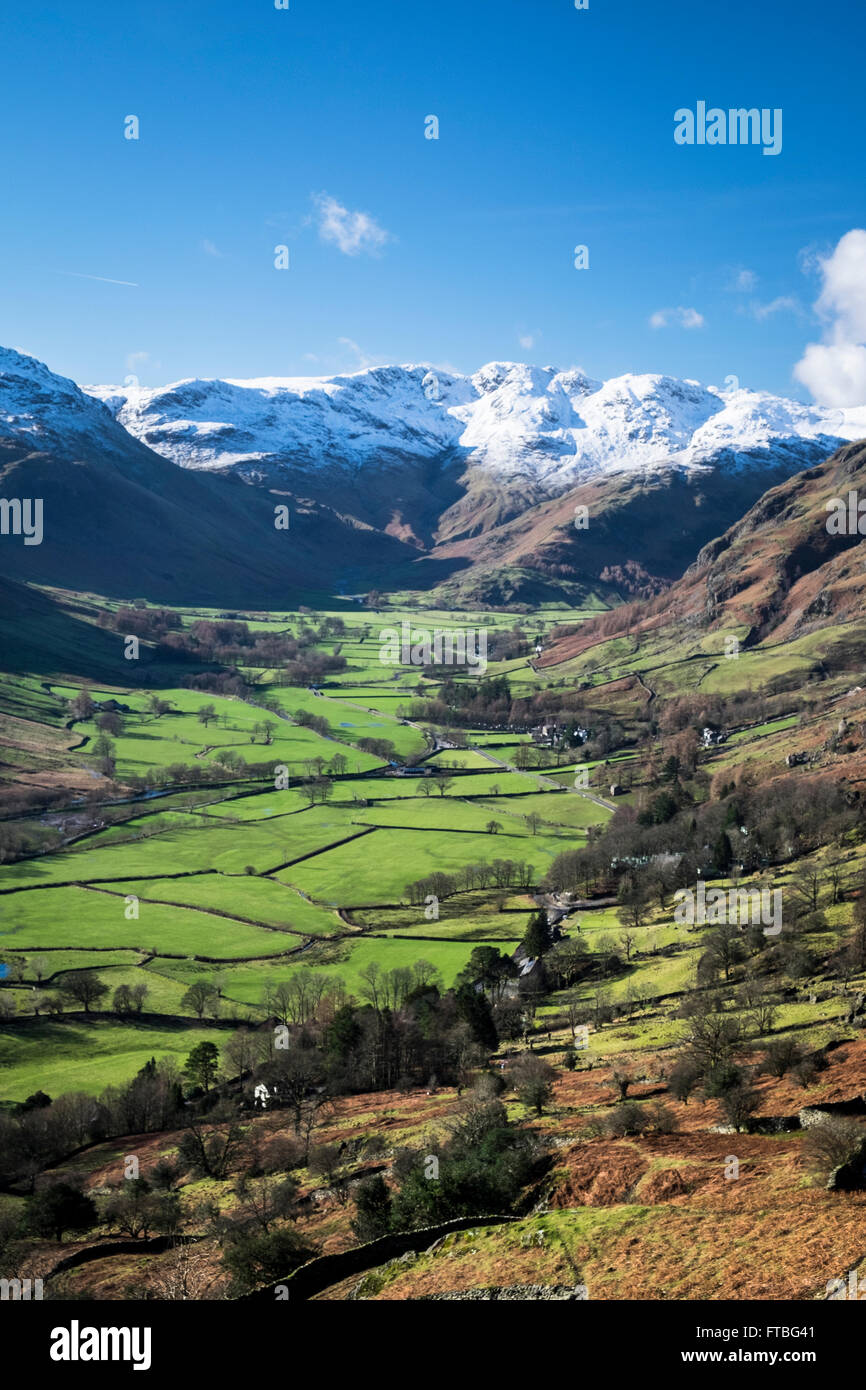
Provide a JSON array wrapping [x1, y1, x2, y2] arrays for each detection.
[[3, 586, 864, 1133], [13, 596, 855, 1109], [0, 604, 627, 1099], [0, 1017, 227, 1103]]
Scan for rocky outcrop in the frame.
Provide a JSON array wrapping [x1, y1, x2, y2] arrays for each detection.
[[826, 1141, 866, 1192]]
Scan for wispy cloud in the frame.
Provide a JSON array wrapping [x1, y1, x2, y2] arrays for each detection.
[[53, 270, 138, 287], [728, 267, 758, 293], [201, 239, 224, 258], [337, 337, 387, 370], [746, 295, 801, 321], [649, 306, 704, 330], [312, 193, 391, 256], [124, 350, 161, 376]]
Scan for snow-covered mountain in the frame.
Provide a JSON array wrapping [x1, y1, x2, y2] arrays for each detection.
[[86, 360, 866, 490], [0, 346, 134, 461], [4, 344, 866, 606], [0, 345, 415, 604]]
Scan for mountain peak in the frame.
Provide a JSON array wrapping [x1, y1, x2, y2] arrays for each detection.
[[0, 346, 123, 457]]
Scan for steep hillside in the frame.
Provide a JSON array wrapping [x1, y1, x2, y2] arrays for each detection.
[[541, 440, 866, 664], [424, 459, 813, 605], [0, 577, 138, 680], [0, 349, 422, 605]]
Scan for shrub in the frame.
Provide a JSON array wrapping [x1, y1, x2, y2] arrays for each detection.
[[611, 1070, 632, 1101], [150, 1158, 182, 1190], [704, 1062, 743, 1099], [27, 1182, 98, 1242], [720, 1084, 759, 1133], [803, 1116, 865, 1183], [793, 1058, 818, 1088], [512, 1054, 556, 1116], [579, 1118, 606, 1140], [761, 1039, 802, 1079], [604, 1102, 648, 1137], [222, 1227, 314, 1295], [351, 1174, 393, 1243], [263, 1136, 305, 1173], [667, 1057, 702, 1104], [390, 1102, 537, 1229], [646, 1101, 679, 1134]]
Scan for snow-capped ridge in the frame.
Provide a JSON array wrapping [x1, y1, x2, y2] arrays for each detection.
[[86, 358, 862, 484], [3, 346, 864, 487]]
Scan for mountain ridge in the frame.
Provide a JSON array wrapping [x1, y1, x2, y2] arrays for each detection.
[[3, 345, 865, 607], [84, 357, 866, 489]]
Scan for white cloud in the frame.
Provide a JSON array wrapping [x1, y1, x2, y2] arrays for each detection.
[[814, 229, 866, 342], [201, 239, 224, 258], [519, 334, 536, 350], [122, 349, 160, 384], [794, 229, 866, 405], [795, 341, 866, 408], [649, 306, 704, 330], [729, 268, 758, 292], [312, 193, 391, 256]]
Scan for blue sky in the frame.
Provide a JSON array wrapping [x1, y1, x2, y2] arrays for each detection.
[[2, 0, 865, 399]]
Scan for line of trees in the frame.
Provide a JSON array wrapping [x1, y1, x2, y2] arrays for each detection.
[[404, 858, 535, 904]]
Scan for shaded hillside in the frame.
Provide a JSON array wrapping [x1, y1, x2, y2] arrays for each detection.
[[540, 439, 866, 665], [0, 577, 132, 680], [423, 457, 811, 604], [0, 577, 212, 684], [0, 435, 430, 607]]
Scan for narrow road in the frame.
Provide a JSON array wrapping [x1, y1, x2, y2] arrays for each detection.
[[467, 743, 618, 812]]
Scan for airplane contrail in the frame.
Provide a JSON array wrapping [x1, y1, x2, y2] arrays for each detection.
[[53, 270, 139, 286]]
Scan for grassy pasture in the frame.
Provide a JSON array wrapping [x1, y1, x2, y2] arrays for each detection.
[[0, 884, 287, 958], [111, 874, 340, 936], [277, 824, 570, 904], [0, 804, 371, 889], [0, 1018, 227, 1103]]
